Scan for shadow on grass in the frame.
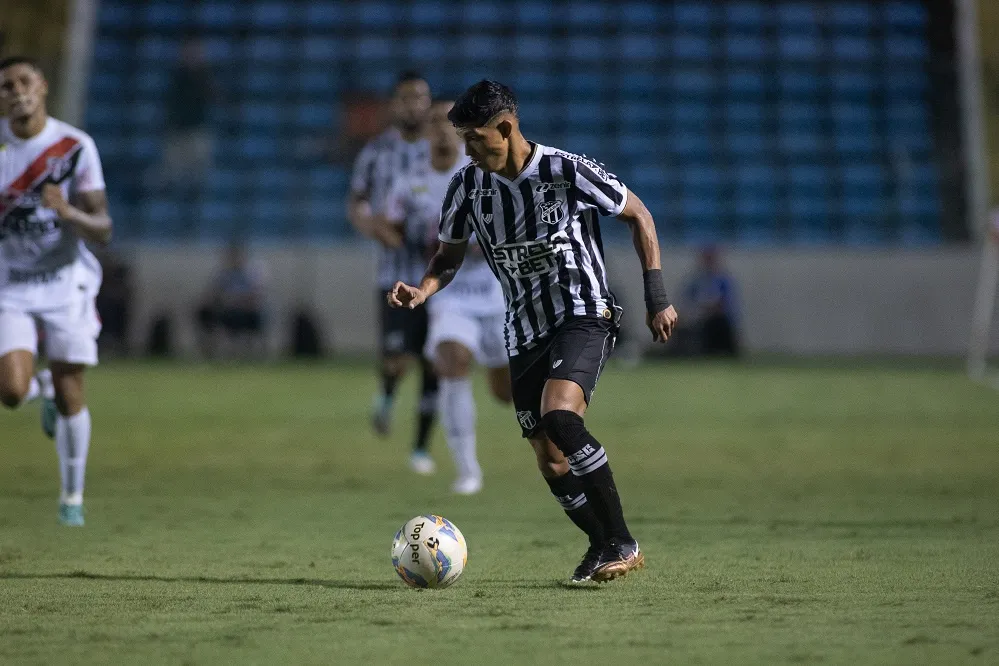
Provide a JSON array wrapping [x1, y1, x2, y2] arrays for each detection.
[[0, 570, 398, 591]]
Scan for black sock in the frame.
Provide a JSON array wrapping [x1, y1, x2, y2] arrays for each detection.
[[414, 361, 438, 452], [544, 472, 606, 548], [381, 371, 398, 400], [543, 410, 634, 543]]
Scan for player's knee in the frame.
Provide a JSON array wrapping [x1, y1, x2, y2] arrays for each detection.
[[0, 385, 25, 409], [530, 437, 569, 477], [541, 410, 587, 451], [434, 342, 471, 378]]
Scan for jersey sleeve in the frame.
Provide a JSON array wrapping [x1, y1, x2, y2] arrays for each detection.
[[572, 156, 628, 217], [437, 169, 472, 244], [73, 134, 106, 193], [349, 143, 378, 199]]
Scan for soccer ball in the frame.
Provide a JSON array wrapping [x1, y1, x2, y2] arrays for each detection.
[[391, 515, 467, 589]]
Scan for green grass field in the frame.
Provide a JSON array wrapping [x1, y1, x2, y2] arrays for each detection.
[[1, 360, 998, 665]]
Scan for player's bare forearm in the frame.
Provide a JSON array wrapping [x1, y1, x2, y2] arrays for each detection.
[[347, 194, 375, 236], [45, 186, 112, 245], [419, 241, 467, 298], [617, 189, 661, 271]]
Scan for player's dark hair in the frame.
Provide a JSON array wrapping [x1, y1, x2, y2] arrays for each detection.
[[394, 70, 425, 92], [448, 80, 518, 127], [0, 55, 43, 75]]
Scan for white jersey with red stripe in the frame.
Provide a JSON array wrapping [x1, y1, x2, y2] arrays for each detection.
[[0, 116, 105, 282]]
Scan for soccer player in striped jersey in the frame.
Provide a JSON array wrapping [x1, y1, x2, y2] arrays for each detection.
[[383, 98, 511, 495], [388, 80, 678, 583], [0, 57, 113, 526], [348, 71, 439, 474]]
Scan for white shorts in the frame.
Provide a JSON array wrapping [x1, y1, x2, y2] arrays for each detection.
[[425, 308, 507, 369], [0, 260, 102, 366]]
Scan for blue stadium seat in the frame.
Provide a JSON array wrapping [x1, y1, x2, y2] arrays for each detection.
[[899, 220, 941, 247], [514, 36, 552, 61], [734, 164, 776, 188], [833, 70, 876, 96], [247, 37, 288, 63], [407, 36, 445, 61], [777, 3, 816, 27], [672, 34, 713, 61], [202, 37, 235, 63], [565, 71, 606, 96], [833, 36, 874, 61], [683, 165, 723, 191], [138, 37, 177, 62], [673, 100, 711, 126], [196, 201, 239, 240], [243, 69, 284, 95], [568, 37, 607, 63], [780, 130, 821, 155], [789, 195, 830, 218], [464, 1, 505, 25], [620, 2, 661, 26], [736, 220, 778, 245], [830, 3, 873, 27], [843, 219, 883, 246], [303, 38, 339, 62], [252, 2, 294, 27], [675, 2, 715, 27], [619, 71, 659, 96], [242, 103, 282, 130], [358, 2, 396, 26], [725, 102, 764, 129], [780, 70, 822, 98], [842, 164, 886, 191], [206, 169, 243, 197], [885, 35, 929, 61], [90, 72, 124, 97], [238, 136, 279, 160], [298, 68, 335, 95], [143, 2, 187, 27], [726, 34, 767, 61], [832, 103, 875, 126], [727, 133, 767, 156], [297, 104, 332, 128], [886, 2, 927, 28], [726, 70, 766, 97], [567, 1, 607, 25], [885, 71, 928, 96], [671, 69, 715, 96], [98, 2, 134, 29], [85, 103, 117, 129], [778, 34, 822, 61], [725, 2, 767, 27], [516, 2, 554, 26], [461, 35, 506, 61], [305, 2, 344, 27], [899, 193, 940, 218], [93, 40, 128, 67], [196, 2, 239, 27], [620, 35, 665, 61], [789, 165, 829, 191], [834, 132, 876, 156], [252, 167, 295, 193], [131, 102, 165, 130], [356, 37, 395, 59], [512, 70, 553, 96], [406, 0, 447, 27], [139, 200, 185, 239], [618, 133, 658, 159], [130, 137, 160, 162], [672, 133, 712, 160], [780, 102, 821, 127]]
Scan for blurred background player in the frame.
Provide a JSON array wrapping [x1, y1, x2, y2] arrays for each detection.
[[347, 71, 439, 475], [388, 80, 678, 582], [0, 56, 113, 526], [382, 99, 511, 495]]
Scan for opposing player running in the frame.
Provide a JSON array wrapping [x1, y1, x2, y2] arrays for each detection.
[[382, 99, 510, 495], [0, 56, 113, 526], [388, 81, 677, 582], [348, 71, 439, 475]]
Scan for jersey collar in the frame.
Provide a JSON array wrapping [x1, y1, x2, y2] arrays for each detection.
[[489, 142, 543, 188]]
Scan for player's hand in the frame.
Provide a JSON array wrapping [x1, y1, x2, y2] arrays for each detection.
[[387, 281, 427, 310], [372, 219, 404, 249], [41, 183, 70, 218], [646, 305, 678, 343]]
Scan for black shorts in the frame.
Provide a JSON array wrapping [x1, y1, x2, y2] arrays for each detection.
[[379, 290, 429, 356], [509, 317, 618, 438]]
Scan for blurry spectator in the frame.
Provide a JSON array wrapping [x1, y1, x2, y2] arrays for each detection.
[[152, 37, 215, 233], [195, 243, 267, 359], [95, 250, 134, 357], [680, 247, 740, 357]]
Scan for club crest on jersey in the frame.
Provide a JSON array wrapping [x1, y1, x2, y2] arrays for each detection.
[[517, 410, 537, 431], [479, 213, 493, 225], [46, 156, 73, 183], [538, 200, 564, 226]]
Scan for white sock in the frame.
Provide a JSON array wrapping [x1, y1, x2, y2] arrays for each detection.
[[439, 377, 480, 480], [21, 377, 40, 405], [55, 407, 91, 505]]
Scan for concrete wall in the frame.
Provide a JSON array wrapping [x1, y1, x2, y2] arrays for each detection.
[[125, 243, 999, 357]]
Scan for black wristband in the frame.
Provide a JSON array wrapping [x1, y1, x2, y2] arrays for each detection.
[[643, 269, 671, 315]]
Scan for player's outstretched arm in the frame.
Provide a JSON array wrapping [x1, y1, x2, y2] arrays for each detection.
[[616, 188, 678, 342], [387, 240, 468, 309], [42, 184, 112, 245]]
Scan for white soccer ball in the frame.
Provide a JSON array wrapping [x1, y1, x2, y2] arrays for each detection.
[[391, 515, 467, 589]]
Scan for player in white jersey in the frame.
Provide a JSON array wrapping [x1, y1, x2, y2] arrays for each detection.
[[348, 72, 440, 474], [0, 57, 113, 527], [383, 100, 510, 495]]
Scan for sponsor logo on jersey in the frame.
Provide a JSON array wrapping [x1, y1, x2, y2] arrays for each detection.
[[491, 232, 571, 279], [554, 150, 610, 180], [535, 181, 571, 193], [468, 188, 497, 199]]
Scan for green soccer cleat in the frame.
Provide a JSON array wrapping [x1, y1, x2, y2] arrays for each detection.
[[58, 503, 84, 527]]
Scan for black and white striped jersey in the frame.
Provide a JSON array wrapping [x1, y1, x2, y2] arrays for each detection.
[[437, 143, 628, 355], [350, 127, 430, 289]]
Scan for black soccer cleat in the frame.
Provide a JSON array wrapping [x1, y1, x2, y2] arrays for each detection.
[[569, 544, 604, 583], [591, 539, 644, 583]]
